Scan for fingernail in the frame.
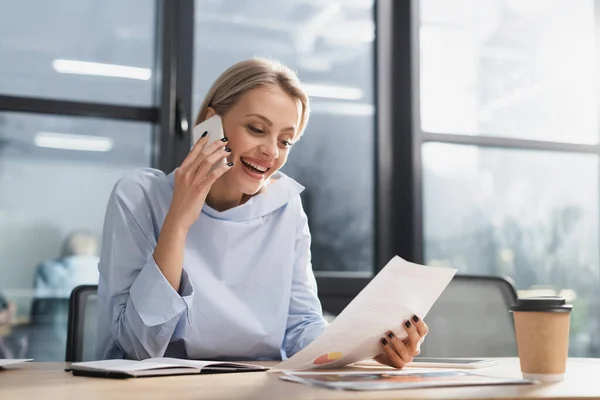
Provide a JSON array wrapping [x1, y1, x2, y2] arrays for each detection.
[[221, 137, 228, 142], [412, 315, 419, 323], [381, 338, 388, 345], [224, 147, 232, 152], [387, 331, 394, 339], [405, 321, 411, 329], [227, 161, 234, 167], [201, 131, 208, 138]]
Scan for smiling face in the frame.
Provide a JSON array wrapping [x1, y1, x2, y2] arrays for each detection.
[[207, 84, 301, 196]]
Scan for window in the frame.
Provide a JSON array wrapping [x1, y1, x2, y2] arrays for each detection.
[[422, 143, 600, 356], [418, 0, 600, 357], [193, 0, 376, 273], [0, 113, 153, 360], [0, 0, 171, 361], [420, 0, 597, 144], [0, 0, 157, 105]]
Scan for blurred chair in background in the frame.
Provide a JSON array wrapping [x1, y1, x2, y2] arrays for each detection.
[[26, 297, 69, 361], [320, 274, 518, 358], [26, 231, 100, 361], [65, 285, 98, 362], [419, 275, 519, 357]]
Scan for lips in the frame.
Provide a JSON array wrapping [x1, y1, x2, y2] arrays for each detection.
[[240, 157, 270, 173]]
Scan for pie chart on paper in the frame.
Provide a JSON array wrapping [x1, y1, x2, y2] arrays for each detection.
[[313, 352, 343, 365]]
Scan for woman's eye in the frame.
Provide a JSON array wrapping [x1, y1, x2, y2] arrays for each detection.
[[248, 125, 264, 134], [281, 140, 293, 148]]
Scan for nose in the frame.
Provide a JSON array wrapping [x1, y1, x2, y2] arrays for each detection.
[[260, 138, 279, 160]]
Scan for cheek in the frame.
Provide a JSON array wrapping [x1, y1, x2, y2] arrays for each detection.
[[226, 127, 251, 153], [272, 151, 290, 170]]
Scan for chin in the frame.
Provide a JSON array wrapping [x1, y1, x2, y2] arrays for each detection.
[[238, 181, 264, 195], [224, 170, 268, 195]]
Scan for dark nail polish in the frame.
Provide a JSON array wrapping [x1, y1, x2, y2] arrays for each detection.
[[227, 161, 234, 167], [224, 147, 232, 152], [387, 332, 394, 339], [381, 338, 388, 345], [405, 321, 411, 329], [221, 137, 228, 142], [201, 131, 208, 138], [412, 315, 419, 323]]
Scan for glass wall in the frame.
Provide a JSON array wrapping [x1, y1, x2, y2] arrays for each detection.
[[193, 0, 376, 274], [0, 0, 157, 105], [419, 0, 597, 144], [419, 0, 600, 357], [0, 1, 158, 361]]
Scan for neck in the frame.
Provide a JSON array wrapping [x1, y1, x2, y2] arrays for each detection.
[[205, 179, 246, 212]]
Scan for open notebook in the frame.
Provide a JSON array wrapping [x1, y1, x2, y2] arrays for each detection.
[[65, 358, 269, 379]]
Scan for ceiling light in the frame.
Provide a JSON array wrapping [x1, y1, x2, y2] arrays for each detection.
[[52, 59, 151, 80], [34, 132, 114, 152]]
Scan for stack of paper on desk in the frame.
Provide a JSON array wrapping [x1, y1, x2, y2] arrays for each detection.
[[0, 359, 33, 369], [280, 370, 533, 391], [272, 256, 457, 371]]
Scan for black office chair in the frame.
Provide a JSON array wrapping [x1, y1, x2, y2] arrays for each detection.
[[65, 285, 98, 362], [27, 297, 70, 361], [418, 275, 519, 357]]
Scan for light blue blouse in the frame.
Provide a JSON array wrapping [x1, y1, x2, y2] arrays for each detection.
[[96, 168, 327, 361]]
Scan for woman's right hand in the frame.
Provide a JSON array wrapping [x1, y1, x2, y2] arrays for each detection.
[[165, 132, 232, 231]]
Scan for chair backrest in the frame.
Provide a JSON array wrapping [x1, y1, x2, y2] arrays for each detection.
[[419, 274, 519, 357], [65, 285, 98, 362], [27, 297, 70, 361]]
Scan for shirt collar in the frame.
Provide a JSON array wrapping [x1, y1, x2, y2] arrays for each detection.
[[167, 170, 304, 222]]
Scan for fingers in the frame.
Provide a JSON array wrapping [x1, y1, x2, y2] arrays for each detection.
[[202, 161, 234, 188], [403, 319, 421, 356], [387, 330, 414, 363], [373, 353, 393, 368], [411, 314, 429, 338], [192, 146, 231, 186], [181, 130, 210, 170], [189, 136, 229, 175], [380, 334, 412, 369]]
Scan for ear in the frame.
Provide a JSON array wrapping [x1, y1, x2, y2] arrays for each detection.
[[204, 107, 217, 120]]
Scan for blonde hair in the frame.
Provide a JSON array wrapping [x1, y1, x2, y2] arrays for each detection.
[[195, 58, 310, 137]]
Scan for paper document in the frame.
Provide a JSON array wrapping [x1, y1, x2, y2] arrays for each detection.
[[0, 359, 33, 368], [280, 370, 533, 391], [272, 256, 456, 371]]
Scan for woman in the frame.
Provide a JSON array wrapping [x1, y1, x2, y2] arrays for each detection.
[[96, 58, 427, 368]]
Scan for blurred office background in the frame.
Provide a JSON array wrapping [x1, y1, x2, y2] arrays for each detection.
[[0, 0, 599, 360]]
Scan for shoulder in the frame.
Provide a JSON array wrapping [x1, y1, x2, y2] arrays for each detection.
[[112, 168, 170, 201], [106, 168, 173, 228]]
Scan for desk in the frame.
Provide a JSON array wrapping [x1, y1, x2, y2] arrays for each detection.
[[1, 358, 599, 400]]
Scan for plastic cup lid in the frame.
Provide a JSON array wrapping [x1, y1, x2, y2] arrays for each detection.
[[510, 296, 572, 313]]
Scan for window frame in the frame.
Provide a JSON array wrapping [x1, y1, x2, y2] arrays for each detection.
[[0, 0, 194, 173]]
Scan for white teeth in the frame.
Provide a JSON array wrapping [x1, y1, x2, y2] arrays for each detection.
[[242, 159, 268, 173]]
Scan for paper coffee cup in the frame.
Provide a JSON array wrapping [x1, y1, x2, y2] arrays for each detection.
[[510, 296, 572, 382]]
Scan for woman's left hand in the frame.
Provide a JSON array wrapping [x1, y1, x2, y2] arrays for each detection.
[[374, 314, 428, 369]]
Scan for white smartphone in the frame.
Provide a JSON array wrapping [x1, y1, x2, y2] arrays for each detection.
[[406, 358, 500, 369], [192, 114, 225, 147], [191, 114, 226, 170]]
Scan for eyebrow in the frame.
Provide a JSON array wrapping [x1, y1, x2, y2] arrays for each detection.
[[245, 113, 296, 133]]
